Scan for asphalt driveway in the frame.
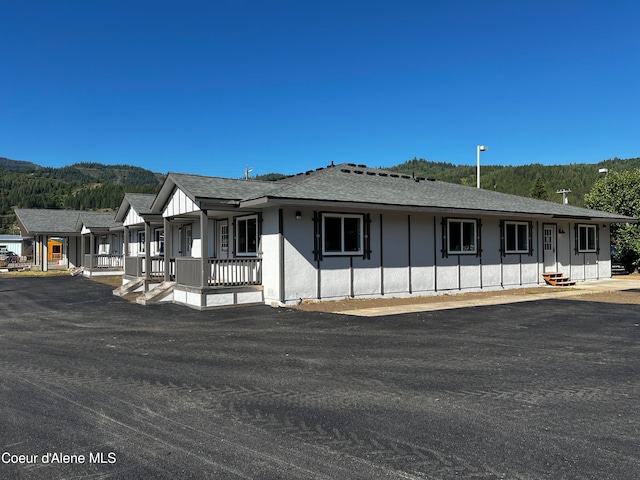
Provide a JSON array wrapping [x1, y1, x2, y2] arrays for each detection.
[[0, 276, 638, 479]]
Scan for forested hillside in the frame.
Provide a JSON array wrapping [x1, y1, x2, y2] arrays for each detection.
[[0, 158, 162, 233], [389, 157, 640, 207], [3, 154, 640, 234]]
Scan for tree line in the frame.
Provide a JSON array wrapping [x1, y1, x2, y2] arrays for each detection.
[[0, 161, 162, 233], [389, 157, 640, 207]]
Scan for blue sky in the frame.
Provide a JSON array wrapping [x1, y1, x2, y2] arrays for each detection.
[[2, 1, 639, 178]]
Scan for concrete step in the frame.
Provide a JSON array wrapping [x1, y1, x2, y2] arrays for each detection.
[[136, 281, 176, 305], [113, 278, 145, 297]]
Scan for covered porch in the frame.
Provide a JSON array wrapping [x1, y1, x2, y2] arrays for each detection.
[[158, 206, 264, 309]]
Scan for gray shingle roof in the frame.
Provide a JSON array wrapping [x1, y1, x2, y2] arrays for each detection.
[[15, 209, 86, 235], [171, 172, 280, 201], [124, 193, 155, 214], [149, 164, 635, 222], [76, 211, 120, 230], [245, 164, 633, 221], [14, 209, 120, 235], [115, 193, 157, 221]]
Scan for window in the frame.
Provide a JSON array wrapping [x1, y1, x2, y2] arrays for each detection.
[[322, 214, 363, 255], [447, 219, 476, 254], [578, 224, 597, 252], [236, 215, 258, 256], [155, 230, 164, 255], [138, 231, 145, 254], [505, 221, 529, 253]]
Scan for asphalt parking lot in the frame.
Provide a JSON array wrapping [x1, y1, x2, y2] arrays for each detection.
[[1, 276, 638, 479]]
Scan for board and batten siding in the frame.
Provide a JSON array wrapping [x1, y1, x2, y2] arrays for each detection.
[[123, 206, 144, 227], [163, 188, 200, 217], [261, 207, 613, 306]]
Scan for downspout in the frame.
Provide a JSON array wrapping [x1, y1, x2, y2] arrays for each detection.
[[407, 214, 412, 294], [279, 209, 285, 304]]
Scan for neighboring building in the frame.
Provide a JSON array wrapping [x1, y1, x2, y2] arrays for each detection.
[[139, 163, 634, 309], [0, 234, 31, 259], [14, 209, 123, 274]]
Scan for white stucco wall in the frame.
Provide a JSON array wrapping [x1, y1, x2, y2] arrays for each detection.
[[260, 207, 614, 305]]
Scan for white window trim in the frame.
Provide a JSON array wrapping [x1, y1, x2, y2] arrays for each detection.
[[322, 213, 364, 256], [447, 218, 477, 254], [504, 221, 529, 254], [236, 214, 259, 257], [578, 224, 597, 253]]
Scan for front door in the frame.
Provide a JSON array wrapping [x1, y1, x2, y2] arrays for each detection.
[[217, 220, 229, 259], [543, 224, 557, 272]]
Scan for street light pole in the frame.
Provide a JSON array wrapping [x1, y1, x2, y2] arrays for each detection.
[[476, 145, 487, 188]]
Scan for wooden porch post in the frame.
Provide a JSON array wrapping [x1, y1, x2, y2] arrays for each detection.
[[89, 233, 95, 269], [144, 221, 151, 280], [123, 226, 129, 257], [164, 217, 171, 282], [42, 235, 49, 272], [200, 210, 208, 288]]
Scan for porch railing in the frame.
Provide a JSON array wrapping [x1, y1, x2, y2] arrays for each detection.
[[209, 258, 262, 287], [124, 256, 174, 279], [84, 254, 124, 269], [175, 257, 262, 288]]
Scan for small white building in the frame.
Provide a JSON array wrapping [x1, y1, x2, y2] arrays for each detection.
[[0, 235, 30, 258]]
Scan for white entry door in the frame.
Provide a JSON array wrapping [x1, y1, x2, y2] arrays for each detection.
[[217, 220, 229, 259], [543, 224, 557, 272]]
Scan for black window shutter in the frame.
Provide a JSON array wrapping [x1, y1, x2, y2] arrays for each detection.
[[499, 220, 505, 257], [528, 220, 533, 256], [364, 213, 371, 260], [441, 217, 448, 258], [313, 211, 322, 261]]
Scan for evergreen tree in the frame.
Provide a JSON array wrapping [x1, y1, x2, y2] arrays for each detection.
[[530, 175, 549, 200]]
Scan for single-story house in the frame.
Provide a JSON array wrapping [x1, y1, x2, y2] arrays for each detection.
[[14, 209, 123, 274], [141, 162, 635, 309]]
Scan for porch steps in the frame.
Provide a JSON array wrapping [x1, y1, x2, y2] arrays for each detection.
[[136, 281, 176, 305], [113, 278, 145, 297], [542, 272, 576, 287]]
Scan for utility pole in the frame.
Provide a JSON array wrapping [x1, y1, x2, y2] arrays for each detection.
[[556, 188, 571, 205]]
